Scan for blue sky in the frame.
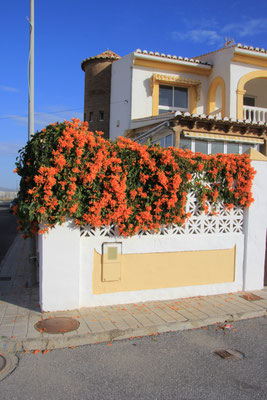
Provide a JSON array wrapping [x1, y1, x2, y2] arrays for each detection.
[[1, 0, 267, 189]]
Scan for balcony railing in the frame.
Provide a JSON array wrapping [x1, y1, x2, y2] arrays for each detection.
[[243, 106, 267, 123], [209, 108, 222, 118]]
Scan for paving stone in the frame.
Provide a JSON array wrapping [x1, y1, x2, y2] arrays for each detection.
[[124, 305, 160, 326], [226, 294, 265, 311], [185, 298, 219, 317], [218, 296, 256, 313], [120, 314, 142, 329], [252, 299, 267, 308], [172, 304, 200, 320], [76, 317, 91, 333], [110, 318, 131, 330], [81, 317, 106, 333], [146, 303, 184, 323], [205, 297, 240, 314], [12, 323, 28, 338], [0, 325, 14, 337]]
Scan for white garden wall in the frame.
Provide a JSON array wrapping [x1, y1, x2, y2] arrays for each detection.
[[38, 155, 267, 312]]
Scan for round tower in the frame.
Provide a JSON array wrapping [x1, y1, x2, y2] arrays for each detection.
[[81, 50, 121, 139]]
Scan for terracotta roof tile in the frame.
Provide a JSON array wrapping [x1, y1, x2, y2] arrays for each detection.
[[135, 49, 211, 66], [132, 111, 267, 130], [81, 50, 121, 70], [195, 43, 267, 59]]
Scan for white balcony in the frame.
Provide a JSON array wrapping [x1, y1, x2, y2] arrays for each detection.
[[209, 108, 222, 118], [243, 106, 267, 123]]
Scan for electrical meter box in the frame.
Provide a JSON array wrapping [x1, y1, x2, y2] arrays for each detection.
[[101, 243, 122, 282]]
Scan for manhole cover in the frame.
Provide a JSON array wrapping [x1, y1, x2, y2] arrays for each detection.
[[214, 349, 244, 360], [35, 317, 80, 334], [240, 293, 263, 301], [0, 356, 7, 373]]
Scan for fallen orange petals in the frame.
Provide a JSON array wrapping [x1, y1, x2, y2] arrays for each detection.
[[33, 350, 40, 354]]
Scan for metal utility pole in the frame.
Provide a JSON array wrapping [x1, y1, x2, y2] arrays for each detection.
[[27, 0, 36, 287], [28, 0, 34, 139]]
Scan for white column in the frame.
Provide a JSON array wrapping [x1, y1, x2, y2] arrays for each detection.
[[243, 150, 267, 291], [39, 220, 80, 311]]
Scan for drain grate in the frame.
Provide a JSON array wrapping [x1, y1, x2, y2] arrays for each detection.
[[35, 317, 80, 334], [240, 293, 263, 301], [214, 349, 244, 360]]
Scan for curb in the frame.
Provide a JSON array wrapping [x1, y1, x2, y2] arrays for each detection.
[[1, 308, 266, 353], [0, 352, 18, 381]]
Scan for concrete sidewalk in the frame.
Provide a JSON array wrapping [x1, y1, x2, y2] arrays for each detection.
[[1, 234, 267, 353]]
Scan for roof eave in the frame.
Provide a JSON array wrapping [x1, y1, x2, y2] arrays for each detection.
[[133, 52, 212, 70]]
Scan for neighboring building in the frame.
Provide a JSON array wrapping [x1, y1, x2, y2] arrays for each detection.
[[82, 43, 267, 154]]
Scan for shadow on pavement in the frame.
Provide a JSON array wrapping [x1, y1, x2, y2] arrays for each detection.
[[0, 231, 40, 313]]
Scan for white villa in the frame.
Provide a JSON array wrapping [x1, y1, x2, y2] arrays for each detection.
[[82, 43, 267, 155], [35, 44, 267, 313]]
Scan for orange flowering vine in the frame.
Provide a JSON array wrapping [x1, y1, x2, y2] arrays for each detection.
[[14, 119, 256, 238]]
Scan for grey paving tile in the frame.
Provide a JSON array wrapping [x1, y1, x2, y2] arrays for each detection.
[[184, 298, 220, 317], [111, 318, 131, 330], [122, 304, 160, 326], [81, 317, 106, 333], [1, 317, 17, 325], [0, 325, 14, 338], [146, 303, 183, 323], [225, 294, 265, 311], [120, 314, 142, 329], [208, 296, 242, 314], [12, 323, 28, 338]]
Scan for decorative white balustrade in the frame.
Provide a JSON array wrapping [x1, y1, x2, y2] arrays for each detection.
[[243, 106, 267, 123], [209, 108, 222, 118], [80, 192, 243, 238]]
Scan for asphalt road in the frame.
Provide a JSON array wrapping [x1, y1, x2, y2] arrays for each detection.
[[1, 317, 267, 399], [0, 201, 18, 266]]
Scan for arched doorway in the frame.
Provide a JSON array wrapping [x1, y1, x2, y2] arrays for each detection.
[[236, 70, 267, 121]]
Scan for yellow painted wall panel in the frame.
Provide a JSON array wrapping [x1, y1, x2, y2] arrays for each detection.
[[93, 247, 235, 294]]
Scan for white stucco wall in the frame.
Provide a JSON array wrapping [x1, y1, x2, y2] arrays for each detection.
[[38, 220, 81, 311], [243, 159, 267, 291], [109, 53, 133, 140], [39, 222, 245, 311], [197, 47, 233, 116]]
